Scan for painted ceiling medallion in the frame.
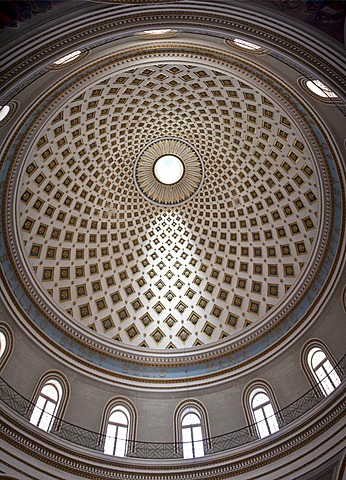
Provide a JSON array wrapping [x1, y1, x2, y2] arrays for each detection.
[[134, 137, 204, 206]]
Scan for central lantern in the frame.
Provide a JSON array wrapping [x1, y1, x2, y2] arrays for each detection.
[[134, 137, 204, 206], [153, 155, 184, 185]]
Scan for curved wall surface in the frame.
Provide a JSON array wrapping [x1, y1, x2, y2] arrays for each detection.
[[0, 1, 345, 479]]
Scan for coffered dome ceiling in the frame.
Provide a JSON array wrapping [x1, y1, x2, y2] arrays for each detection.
[[17, 61, 320, 350]]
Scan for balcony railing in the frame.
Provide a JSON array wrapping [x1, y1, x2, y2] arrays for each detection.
[[1, 354, 345, 459]]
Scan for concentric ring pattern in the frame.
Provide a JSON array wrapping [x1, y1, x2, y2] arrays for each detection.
[[18, 63, 319, 349], [134, 137, 203, 205]]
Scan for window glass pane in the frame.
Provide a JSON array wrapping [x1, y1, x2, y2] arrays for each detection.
[[0, 332, 6, 357], [252, 392, 269, 408], [44, 399, 56, 415], [257, 418, 270, 438], [104, 424, 117, 455], [263, 403, 275, 418], [323, 360, 341, 387], [192, 426, 202, 442], [39, 409, 53, 431], [53, 50, 82, 65], [41, 384, 58, 401], [117, 425, 127, 442], [323, 359, 333, 373], [181, 408, 205, 458], [253, 407, 265, 423], [328, 369, 341, 387], [321, 376, 334, 395], [309, 348, 341, 396], [182, 412, 200, 426], [182, 427, 192, 443], [30, 405, 41, 426], [311, 350, 326, 369], [29, 380, 63, 432], [35, 395, 46, 410], [234, 38, 261, 50], [0, 105, 10, 122], [193, 438, 204, 457], [38, 399, 55, 431], [106, 423, 117, 438], [30, 396, 57, 431], [192, 426, 204, 458], [109, 410, 128, 425], [182, 428, 193, 459], [315, 366, 326, 381], [114, 426, 127, 457], [316, 365, 335, 395], [265, 411, 279, 434], [30, 396, 46, 426], [306, 80, 337, 98]]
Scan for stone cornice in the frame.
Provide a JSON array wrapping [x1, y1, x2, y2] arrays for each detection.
[[1, 2, 345, 102]]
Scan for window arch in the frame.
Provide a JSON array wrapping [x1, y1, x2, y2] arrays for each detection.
[[29, 371, 69, 432], [174, 399, 211, 459], [243, 380, 280, 439], [302, 340, 341, 397], [100, 398, 137, 457], [0, 323, 13, 371]]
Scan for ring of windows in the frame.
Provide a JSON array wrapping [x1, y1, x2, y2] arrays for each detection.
[[0, 326, 341, 459]]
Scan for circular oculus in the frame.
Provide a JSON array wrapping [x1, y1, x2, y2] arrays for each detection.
[[134, 137, 204, 206], [153, 155, 184, 185]]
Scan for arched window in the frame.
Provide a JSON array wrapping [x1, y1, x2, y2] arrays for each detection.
[[174, 399, 211, 459], [181, 407, 204, 458], [306, 344, 341, 396], [100, 398, 137, 457], [243, 381, 280, 439], [249, 388, 279, 438], [30, 379, 62, 431], [29, 371, 69, 432], [0, 323, 13, 371], [104, 405, 130, 457]]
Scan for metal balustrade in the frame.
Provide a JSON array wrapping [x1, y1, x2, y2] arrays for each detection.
[[0, 354, 345, 460]]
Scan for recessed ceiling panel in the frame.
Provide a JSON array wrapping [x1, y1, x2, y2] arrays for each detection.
[[17, 63, 319, 349]]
